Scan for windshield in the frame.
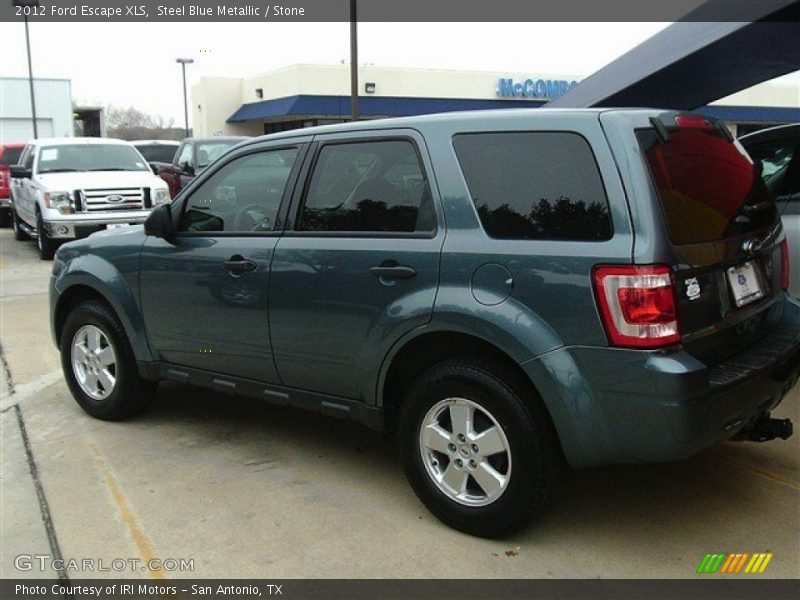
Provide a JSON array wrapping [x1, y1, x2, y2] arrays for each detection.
[[637, 126, 778, 245], [1, 147, 24, 166], [135, 144, 178, 163], [36, 144, 149, 174], [196, 141, 237, 169]]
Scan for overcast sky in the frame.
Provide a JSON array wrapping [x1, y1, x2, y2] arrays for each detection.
[[1, 22, 797, 126]]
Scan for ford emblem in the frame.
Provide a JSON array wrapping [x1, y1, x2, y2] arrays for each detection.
[[106, 194, 125, 203]]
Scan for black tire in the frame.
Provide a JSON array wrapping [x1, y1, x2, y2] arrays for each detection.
[[60, 300, 156, 421], [36, 211, 58, 260], [399, 358, 561, 537], [11, 207, 28, 241], [0, 208, 11, 228]]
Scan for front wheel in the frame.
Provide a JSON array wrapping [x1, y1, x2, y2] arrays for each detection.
[[36, 212, 58, 260], [60, 300, 156, 420], [12, 208, 29, 240], [399, 359, 561, 537]]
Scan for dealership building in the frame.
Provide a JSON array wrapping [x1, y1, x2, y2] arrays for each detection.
[[191, 64, 799, 138]]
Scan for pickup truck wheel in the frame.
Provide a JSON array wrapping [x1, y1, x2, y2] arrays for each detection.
[[36, 212, 58, 260], [12, 208, 29, 241], [61, 300, 155, 421], [399, 359, 560, 537]]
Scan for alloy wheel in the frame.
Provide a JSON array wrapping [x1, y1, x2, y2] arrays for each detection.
[[71, 324, 117, 400], [419, 397, 512, 506]]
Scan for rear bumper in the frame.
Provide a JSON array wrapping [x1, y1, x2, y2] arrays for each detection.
[[524, 294, 800, 468]]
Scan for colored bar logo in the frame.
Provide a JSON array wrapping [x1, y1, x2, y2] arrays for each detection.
[[697, 552, 773, 574]]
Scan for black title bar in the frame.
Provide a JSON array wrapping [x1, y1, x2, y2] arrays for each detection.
[[2, 0, 799, 22]]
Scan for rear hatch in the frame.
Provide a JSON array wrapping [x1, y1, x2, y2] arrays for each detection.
[[634, 113, 788, 366]]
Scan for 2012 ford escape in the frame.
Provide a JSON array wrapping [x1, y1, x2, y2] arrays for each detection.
[[50, 109, 799, 537]]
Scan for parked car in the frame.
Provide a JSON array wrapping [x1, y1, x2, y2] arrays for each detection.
[[156, 136, 247, 198], [132, 140, 180, 165], [739, 123, 799, 297], [10, 137, 171, 259], [50, 110, 798, 537], [0, 142, 26, 226]]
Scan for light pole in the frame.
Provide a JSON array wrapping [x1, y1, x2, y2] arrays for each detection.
[[176, 58, 194, 137], [350, 0, 359, 121], [15, 0, 40, 139]]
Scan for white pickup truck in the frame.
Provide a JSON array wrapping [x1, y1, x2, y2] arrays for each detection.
[[9, 138, 171, 259]]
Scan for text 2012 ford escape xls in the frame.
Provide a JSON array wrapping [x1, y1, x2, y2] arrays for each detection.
[[49, 109, 799, 537]]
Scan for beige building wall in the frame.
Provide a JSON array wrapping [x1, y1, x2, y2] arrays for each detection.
[[192, 77, 262, 137], [191, 64, 798, 137], [191, 64, 581, 136], [713, 80, 800, 108]]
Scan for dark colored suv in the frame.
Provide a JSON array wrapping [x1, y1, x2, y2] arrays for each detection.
[[50, 109, 799, 536]]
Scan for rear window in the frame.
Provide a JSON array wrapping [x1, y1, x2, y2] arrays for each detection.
[[637, 127, 778, 245], [0, 147, 23, 166], [453, 132, 612, 241], [135, 144, 177, 163]]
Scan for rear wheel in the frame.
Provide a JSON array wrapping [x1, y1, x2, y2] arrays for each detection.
[[399, 358, 561, 537], [12, 207, 28, 241], [60, 300, 156, 420], [36, 211, 58, 260]]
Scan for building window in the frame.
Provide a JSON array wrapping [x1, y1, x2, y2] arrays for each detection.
[[365, 82, 376, 94], [255, 88, 264, 99]]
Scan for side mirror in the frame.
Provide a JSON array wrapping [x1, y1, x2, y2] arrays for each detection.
[[10, 165, 32, 179], [144, 204, 175, 239], [149, 163, 160, 175], [181, 163, 195, 177]]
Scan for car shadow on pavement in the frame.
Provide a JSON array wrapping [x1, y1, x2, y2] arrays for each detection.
[[136, 381, 798, 548]]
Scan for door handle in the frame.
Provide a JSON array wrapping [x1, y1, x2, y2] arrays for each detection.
[[370, 261, 416, 280], [223, 255, 257, 275]]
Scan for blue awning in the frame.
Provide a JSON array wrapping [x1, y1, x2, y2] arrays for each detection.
[[227, 94, 544, 123]]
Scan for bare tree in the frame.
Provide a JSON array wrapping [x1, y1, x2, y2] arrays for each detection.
[[105, 105, 184, 141]]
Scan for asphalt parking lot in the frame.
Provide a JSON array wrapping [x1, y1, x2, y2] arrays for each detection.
[[1, 227, 799, 580]]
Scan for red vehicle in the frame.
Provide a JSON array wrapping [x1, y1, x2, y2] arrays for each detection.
[[156, 137, 247, 198], [0, 142, 26, 225]]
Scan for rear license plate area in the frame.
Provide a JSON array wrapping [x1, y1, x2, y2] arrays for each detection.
[[726, 261, 764, 308]]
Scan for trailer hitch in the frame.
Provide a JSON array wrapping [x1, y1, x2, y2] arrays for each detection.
[[738, 415, 794, 442]]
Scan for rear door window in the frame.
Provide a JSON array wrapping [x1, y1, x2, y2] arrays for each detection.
[[0, 147, 23, 166], [637, 127, 778, 245], [136, 144, 177, 163], [453, 132, 612, 241], [298, 140, 435, 234]]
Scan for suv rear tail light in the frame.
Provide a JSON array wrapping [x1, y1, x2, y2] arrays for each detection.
[[780, 238, 790, 291], [592, 265, 681, 349]]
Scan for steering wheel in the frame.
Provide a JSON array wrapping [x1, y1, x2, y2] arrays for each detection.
[[233, 204, 272, 232]]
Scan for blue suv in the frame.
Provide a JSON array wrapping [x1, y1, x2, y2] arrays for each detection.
[[50, 109, 799, 536]]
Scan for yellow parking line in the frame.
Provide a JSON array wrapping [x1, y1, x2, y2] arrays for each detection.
[[716, 456, 800, 491], [89, 443, 165, 580]]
